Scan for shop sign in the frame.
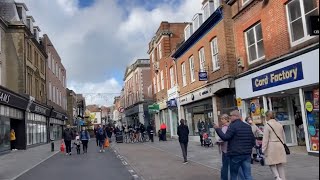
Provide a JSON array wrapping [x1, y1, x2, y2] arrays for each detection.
[[252, 62, 304, 92], [310, 16, 319, 36], [167, 86, 178, 100], [0, 92, 10, 103], [167, 99, 177, 108], [250, 99, 262, 124], [29, 103, 50, 116], [199, 72, 208, 81], [0, 88, 29, 110], [305, 101, 313, 112], [313, 89, 319, 111], [118, 106, 125, 113]]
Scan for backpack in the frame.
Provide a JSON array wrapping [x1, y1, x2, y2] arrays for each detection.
[[98, 128, 104, 136]]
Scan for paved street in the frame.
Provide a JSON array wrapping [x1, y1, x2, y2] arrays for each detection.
[[14, 140, 133, 180]]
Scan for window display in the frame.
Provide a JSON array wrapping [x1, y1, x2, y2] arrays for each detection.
[[305, 88, 319, 152], [0, 117, 10, 152], [26, 112, 47, 146]]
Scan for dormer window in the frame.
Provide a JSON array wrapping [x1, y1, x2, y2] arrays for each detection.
[[202, 0, 220, 22], [184, 23, 193, 41], [193, 13, 203, 32], [16, 3, 28, 25], [26, 16, 35, 34], [33, 26, 41, 42]]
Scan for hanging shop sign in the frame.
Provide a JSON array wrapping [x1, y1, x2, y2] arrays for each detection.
[[199, 72, 208, 81], [167, 99, 177, 109], [236, 98, 242, 107], [307, 113, 315, 125], [252, 62, 304, 92]]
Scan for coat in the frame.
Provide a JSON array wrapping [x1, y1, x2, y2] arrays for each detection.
[[177, 124, 189, 143], [262, 119, 287, 165]]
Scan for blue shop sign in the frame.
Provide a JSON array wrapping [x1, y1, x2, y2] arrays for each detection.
[[252, 62, 304, 92], [199, 72, 208, 81], [167, 99, 177, 108]]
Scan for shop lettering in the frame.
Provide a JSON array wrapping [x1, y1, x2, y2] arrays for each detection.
[[35, 106, 47, 114], [0, 92, 10, 103], [202, 90, 209, 95], [252, 62, 304, 92], [56, 113, 63, 119]]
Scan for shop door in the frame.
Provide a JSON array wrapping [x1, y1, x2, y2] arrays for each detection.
[[270, 96, 297, 146]]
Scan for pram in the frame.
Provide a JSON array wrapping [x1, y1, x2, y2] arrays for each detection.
[[202, 132, 213, 147], [254, 134, 265, 166]]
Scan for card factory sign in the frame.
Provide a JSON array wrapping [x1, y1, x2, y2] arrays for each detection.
[[252, 62, 304, 92]]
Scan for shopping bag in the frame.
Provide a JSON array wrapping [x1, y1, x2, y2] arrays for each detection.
[[60, 141, 65, 152], [104, 138, 110, 148]]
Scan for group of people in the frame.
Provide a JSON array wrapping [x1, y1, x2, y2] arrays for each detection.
[[62, 125, 90, 155], [124, 123, 154, 142], [177, 110, 287, 180], [94, 124, 117, 153]]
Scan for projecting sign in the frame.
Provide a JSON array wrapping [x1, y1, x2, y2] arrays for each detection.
[[199, 72, 208, 81], [310, 16, 319, 36]]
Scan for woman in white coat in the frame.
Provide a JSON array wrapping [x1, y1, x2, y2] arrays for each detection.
[[262, 111, 287, 180]]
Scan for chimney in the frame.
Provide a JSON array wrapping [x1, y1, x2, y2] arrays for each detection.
[[26, 16, 35, 34], [15, 3, 28, 25], [33, 26, 41, 42]]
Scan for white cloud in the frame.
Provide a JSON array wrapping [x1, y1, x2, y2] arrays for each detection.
[[19, 0, 202, 105]]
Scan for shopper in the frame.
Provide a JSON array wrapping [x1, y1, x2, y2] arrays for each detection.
[[197, 120, 205, 146], [94, 127, 99, 146], [160, 122, 167, 141], [216, 114, 230, 180], [245, 116, 263, 163], [96, 125, 106, 153], [80, 127, 90, 153], [214, 110, 255, 180], [10, 129, 17, 151], [62, 125, 74, 155], [177, 119, 189, 164], [262, 111, 287, 180], [147, 123, 154, 142]]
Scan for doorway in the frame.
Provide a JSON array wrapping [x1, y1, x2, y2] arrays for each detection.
[[10, 119, 25, 150]]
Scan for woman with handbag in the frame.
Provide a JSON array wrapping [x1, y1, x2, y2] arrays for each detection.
[[262, 111, 287, 180]]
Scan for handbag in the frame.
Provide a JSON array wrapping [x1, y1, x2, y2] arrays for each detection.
[[60, 141, 65, 152], [267, 123, 290, 155], [104, 138, 110, 148]]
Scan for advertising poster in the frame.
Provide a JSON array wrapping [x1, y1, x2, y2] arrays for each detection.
[[250, 99, 261, 124], [310, 129, 319, 152], [314, 89, 319, 111]]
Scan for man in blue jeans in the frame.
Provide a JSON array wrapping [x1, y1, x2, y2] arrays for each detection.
[[214, 110, 256, 180]]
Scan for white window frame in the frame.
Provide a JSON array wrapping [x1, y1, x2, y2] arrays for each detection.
[[0, 63, 2, 86], [286, 0, 319, 47], [48, 52, 51, 70], [189, 56, 195, 82], [56, 63, 58, 77], [52, 58, 55, 74], [198, 47, 206, 72], [245, 23, 265, 65], [151, 50, 155, 62], [210, 37, 220, 71], [184, 24, 191, 40], [0, 30, 2, 54], [181, 62, 187, 87], [160, 70, 164, 90], [169, 67, 174, 88], [158, 43, 162, 59], [242, 0, 250, 6], [49, 82, 52, 100], [157, 74, 160, 93], [153, 77, 157, 94], [203, 3, 210, 21], [52, 85, 55, 103]]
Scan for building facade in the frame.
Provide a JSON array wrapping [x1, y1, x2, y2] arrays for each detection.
[[123, 59, 153, 126], [226, 0, 319, 155], [67, 88, 77, 125], [172, 0, 237, 139], [148, 22, 188, 136]]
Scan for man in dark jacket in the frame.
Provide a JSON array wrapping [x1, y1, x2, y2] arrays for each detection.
[[214, 110, 255, 180], [63, 125, 74, 155], [177, 119, 189, 164], [147, 123, 154, 142]]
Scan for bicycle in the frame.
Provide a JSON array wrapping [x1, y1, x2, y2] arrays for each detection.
[[139, 132, 150, 142]]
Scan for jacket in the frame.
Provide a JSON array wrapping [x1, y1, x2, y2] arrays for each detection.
[[177, 124, 189, 143], [80, 130, 90, 140], [96, 128, 106, 141], [10, 132, 16, 141], [63, 128, 74, 141], [216, 119, 255, 156], [262, 119, 287, 165]]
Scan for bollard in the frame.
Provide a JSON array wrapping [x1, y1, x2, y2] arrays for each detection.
[[51, 140, 54, 152]]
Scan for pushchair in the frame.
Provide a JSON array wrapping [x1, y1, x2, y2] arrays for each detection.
[[254, 134, 265, 166], [202, 132, 213, 147]]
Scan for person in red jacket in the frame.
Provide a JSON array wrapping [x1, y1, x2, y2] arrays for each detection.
[[160, 123, 167, 141]]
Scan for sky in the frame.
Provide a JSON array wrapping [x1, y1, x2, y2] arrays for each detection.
[[20, 0, 203, 106]]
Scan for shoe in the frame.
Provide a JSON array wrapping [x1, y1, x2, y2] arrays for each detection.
[[183, 161, 188, 164], [66, 153, 69, 155], [69, 153, 72, 155], [103, 150, 105, 152], [99, 150, 102, 153]]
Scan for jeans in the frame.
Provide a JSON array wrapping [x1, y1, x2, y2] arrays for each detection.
[[82, 140, 88, 153], [64, 140, 72, 154], [230, 155, 253, 180], [221, 152, 230, 180], [180, 142, 188, 162]]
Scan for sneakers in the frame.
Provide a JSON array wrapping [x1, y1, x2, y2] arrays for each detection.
[[99, 150, 102, 153], [65, 153, 69, 156], [183, 161, 188, 164], [69, 152, 72, 156], [102, 149, 105, 153]]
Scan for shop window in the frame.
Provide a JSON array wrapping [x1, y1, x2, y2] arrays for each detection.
[[286, 0, 318, 46], [210, 37, 220, 71], [0, 117, 10, 152], [304, 88, 319, 152], [248, 98, 265, 124], [245, 23, 265, 64]]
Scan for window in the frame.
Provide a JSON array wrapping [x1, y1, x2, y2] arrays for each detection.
[[198, 47, 206, 72], [242, 0, 250, 6], [56, 88, 59, 104], [245, 23, 265, 64], [158, 43, 162, 59], [40, 58, 45, 74], [287, 0, 318, 46], [181, 62, 187, 87], [210, 37, 220, 70], [0, 63, 2, 86], [52, 85, 55, 103], [27, 71, 32, 95], [189, 56, 195, 82], [56, 63, 58, 77], [34, 51, 39, 68], [48, 52, 51, 69], [160, 70, 164, 90], [203, 4, 210, 21], [35, 79, 39, 99], [193, 14, 203, 31], [63, 76, 65, 88], [41, 83, 45, 101], [49, 82, 52, 100], [0, 30, 2, 54], [151, 51, 155, 62], [153, 77, 156, 94], [27, 43, 32, 61], [169, 67, 174, 88], [184, 24, 193, 40], [52, 58, 55, 74], [157, 74, 160, 93]]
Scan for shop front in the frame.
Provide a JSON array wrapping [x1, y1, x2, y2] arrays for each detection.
[[167, 86, 179, 137], [49, 110, 67, 141], [235, 48, 319, 154], [26, 101, 51, 147], [124, 103, 151, 126], [0, 87, 29, 153]]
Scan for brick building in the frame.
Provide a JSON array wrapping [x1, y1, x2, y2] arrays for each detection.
[[123, 59, 153, 125], [148, 22, 189, 136], [226, 0, 319, 155], [171, 0, 237, 139]]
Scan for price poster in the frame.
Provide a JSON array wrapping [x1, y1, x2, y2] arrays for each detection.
[[250, 99, 261, 124], [313, 89, 319, 111]]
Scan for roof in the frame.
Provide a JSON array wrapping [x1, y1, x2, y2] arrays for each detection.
[[0, 0, 21, 22]]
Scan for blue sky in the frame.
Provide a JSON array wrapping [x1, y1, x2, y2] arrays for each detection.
[[78, 0, 95, 8]]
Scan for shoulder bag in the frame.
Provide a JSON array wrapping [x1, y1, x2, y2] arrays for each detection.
[[267, 123, 290, 155]]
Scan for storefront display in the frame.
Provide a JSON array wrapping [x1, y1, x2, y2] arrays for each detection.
[[0, 117, 10, 152], [26, 112, 47, 146], [305, 88, 319, 152], [50, 118, 64, 141]]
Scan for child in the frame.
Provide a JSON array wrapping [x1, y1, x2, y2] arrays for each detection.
[[74, 135, 81, 154]]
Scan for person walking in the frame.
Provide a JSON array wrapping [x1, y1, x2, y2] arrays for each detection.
[[160, 122, 167, 141], [197, 120, 205, 146], [10, 129, 17, 151], [262, 111, 287, 180], [177, 119, 189, 164], [245, 116, 263, 163], [216, 114, 230, 180], [147, 123, 154, 142], [94, 127, 99, 147], [96, 125, 106, 153], [63, 125, 74, 155], [80, 127, 90, 153], [214, 110, 255, 180]]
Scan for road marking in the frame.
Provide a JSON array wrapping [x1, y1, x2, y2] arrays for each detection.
[[10, 151, 59, 180]]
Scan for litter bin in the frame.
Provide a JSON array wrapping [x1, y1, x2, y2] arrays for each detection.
[[115, 132, 123, 143], [50, 138, 55, 152]]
